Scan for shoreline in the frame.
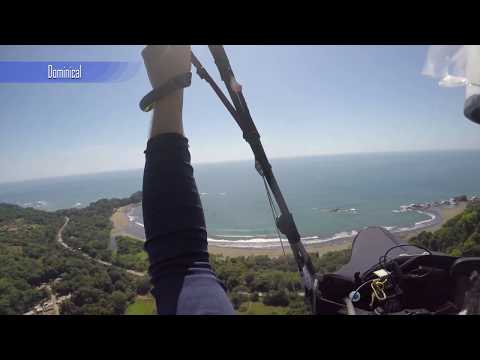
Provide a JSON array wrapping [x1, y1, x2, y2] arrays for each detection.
[[111, 202, 468, 258], [110, 203, 144, 242]]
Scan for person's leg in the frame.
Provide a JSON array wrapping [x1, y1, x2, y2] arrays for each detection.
[[141, 46, 234, 314], [149, 259, 235, 315], [143, 134, 234, 315]]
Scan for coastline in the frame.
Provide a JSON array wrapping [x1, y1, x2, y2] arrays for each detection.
[[110, 203, 144, 242], [111, 202, 467, 258]]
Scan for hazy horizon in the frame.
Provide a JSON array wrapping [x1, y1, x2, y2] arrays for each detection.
[[1, 147, 479, 186]]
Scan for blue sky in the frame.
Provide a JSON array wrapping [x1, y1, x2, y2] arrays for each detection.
[[0, 45, 478, 183]]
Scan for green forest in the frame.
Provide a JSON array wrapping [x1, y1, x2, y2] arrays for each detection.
[[410, 200, 480, 257], [0, 193, 149, 315], [1, 193, 480, 315], [0, 204, 64, 314], [60, 191, 142, 262], [210, 250, 351, 314], [113, 236, 149, 272]]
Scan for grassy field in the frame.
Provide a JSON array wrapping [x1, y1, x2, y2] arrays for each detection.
[[125, 297, 290, 315], [236, 301, 289, 315], [125, 296, 156, 315]]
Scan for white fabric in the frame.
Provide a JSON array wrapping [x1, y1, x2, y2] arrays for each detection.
[[422, 45, 480, 98]]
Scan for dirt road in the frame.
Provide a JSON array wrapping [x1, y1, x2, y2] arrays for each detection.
[[57, 216, 146, 277]]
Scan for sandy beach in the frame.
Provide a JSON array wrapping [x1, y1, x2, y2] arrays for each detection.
[[110, 203, 144, 241], [111, 201, 468, 258]]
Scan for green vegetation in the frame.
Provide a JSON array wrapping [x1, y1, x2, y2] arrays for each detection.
[[60, 192, 142, 262], [0, 190, 353, 315], [0, 194, 150, 315], [237, 301, 290, 315], [113, 236, 148, 272], [54, 263, 149, 315], [126, 295, 156, 315], [210, 250, 351, 315], [4, 189, 479, 316], [410, 200, 480, 257], [216, 201, 480, 314], [0, 204, 64, 314], [0, 194, 350, 315]]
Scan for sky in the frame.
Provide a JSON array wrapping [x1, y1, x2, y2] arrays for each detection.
[[0, 45, 478, 184]]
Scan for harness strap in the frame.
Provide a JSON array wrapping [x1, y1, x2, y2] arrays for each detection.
[[140, 72, 192, 112]]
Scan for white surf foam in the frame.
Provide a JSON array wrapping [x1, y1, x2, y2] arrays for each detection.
[[382, 226, 397, 231], [206, 230, 359, 248], [124, 205, 436, 249], [391, 210, 437, 233]]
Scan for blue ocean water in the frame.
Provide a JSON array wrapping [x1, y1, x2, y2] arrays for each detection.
[[1, 150, 479, 241]]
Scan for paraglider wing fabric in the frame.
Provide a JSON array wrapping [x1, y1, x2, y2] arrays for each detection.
[[335, 227, 419, 280]]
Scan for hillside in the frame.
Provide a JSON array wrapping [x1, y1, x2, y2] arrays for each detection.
[[0, 196, 149, 315], [2, 193, 480, 315], [410, 200, 480, 256]]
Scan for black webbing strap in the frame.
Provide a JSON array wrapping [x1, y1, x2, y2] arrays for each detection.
[[140, 72, 192, 112]]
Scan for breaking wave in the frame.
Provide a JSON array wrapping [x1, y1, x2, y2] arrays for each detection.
[[206, 230, 359, 248], [123, 205, 438, 248]]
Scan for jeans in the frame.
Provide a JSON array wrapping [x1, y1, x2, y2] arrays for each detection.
[[142, 133, 234, 315]]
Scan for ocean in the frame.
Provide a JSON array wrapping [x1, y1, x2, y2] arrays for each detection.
[[1, 150, 479, 246]]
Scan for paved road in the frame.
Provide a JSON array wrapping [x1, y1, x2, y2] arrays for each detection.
[[57, 216, 146, 277], [26, 218, 146, 315]]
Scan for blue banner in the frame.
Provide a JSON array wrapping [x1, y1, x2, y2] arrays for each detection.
[[0, 61, 140, 83]]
